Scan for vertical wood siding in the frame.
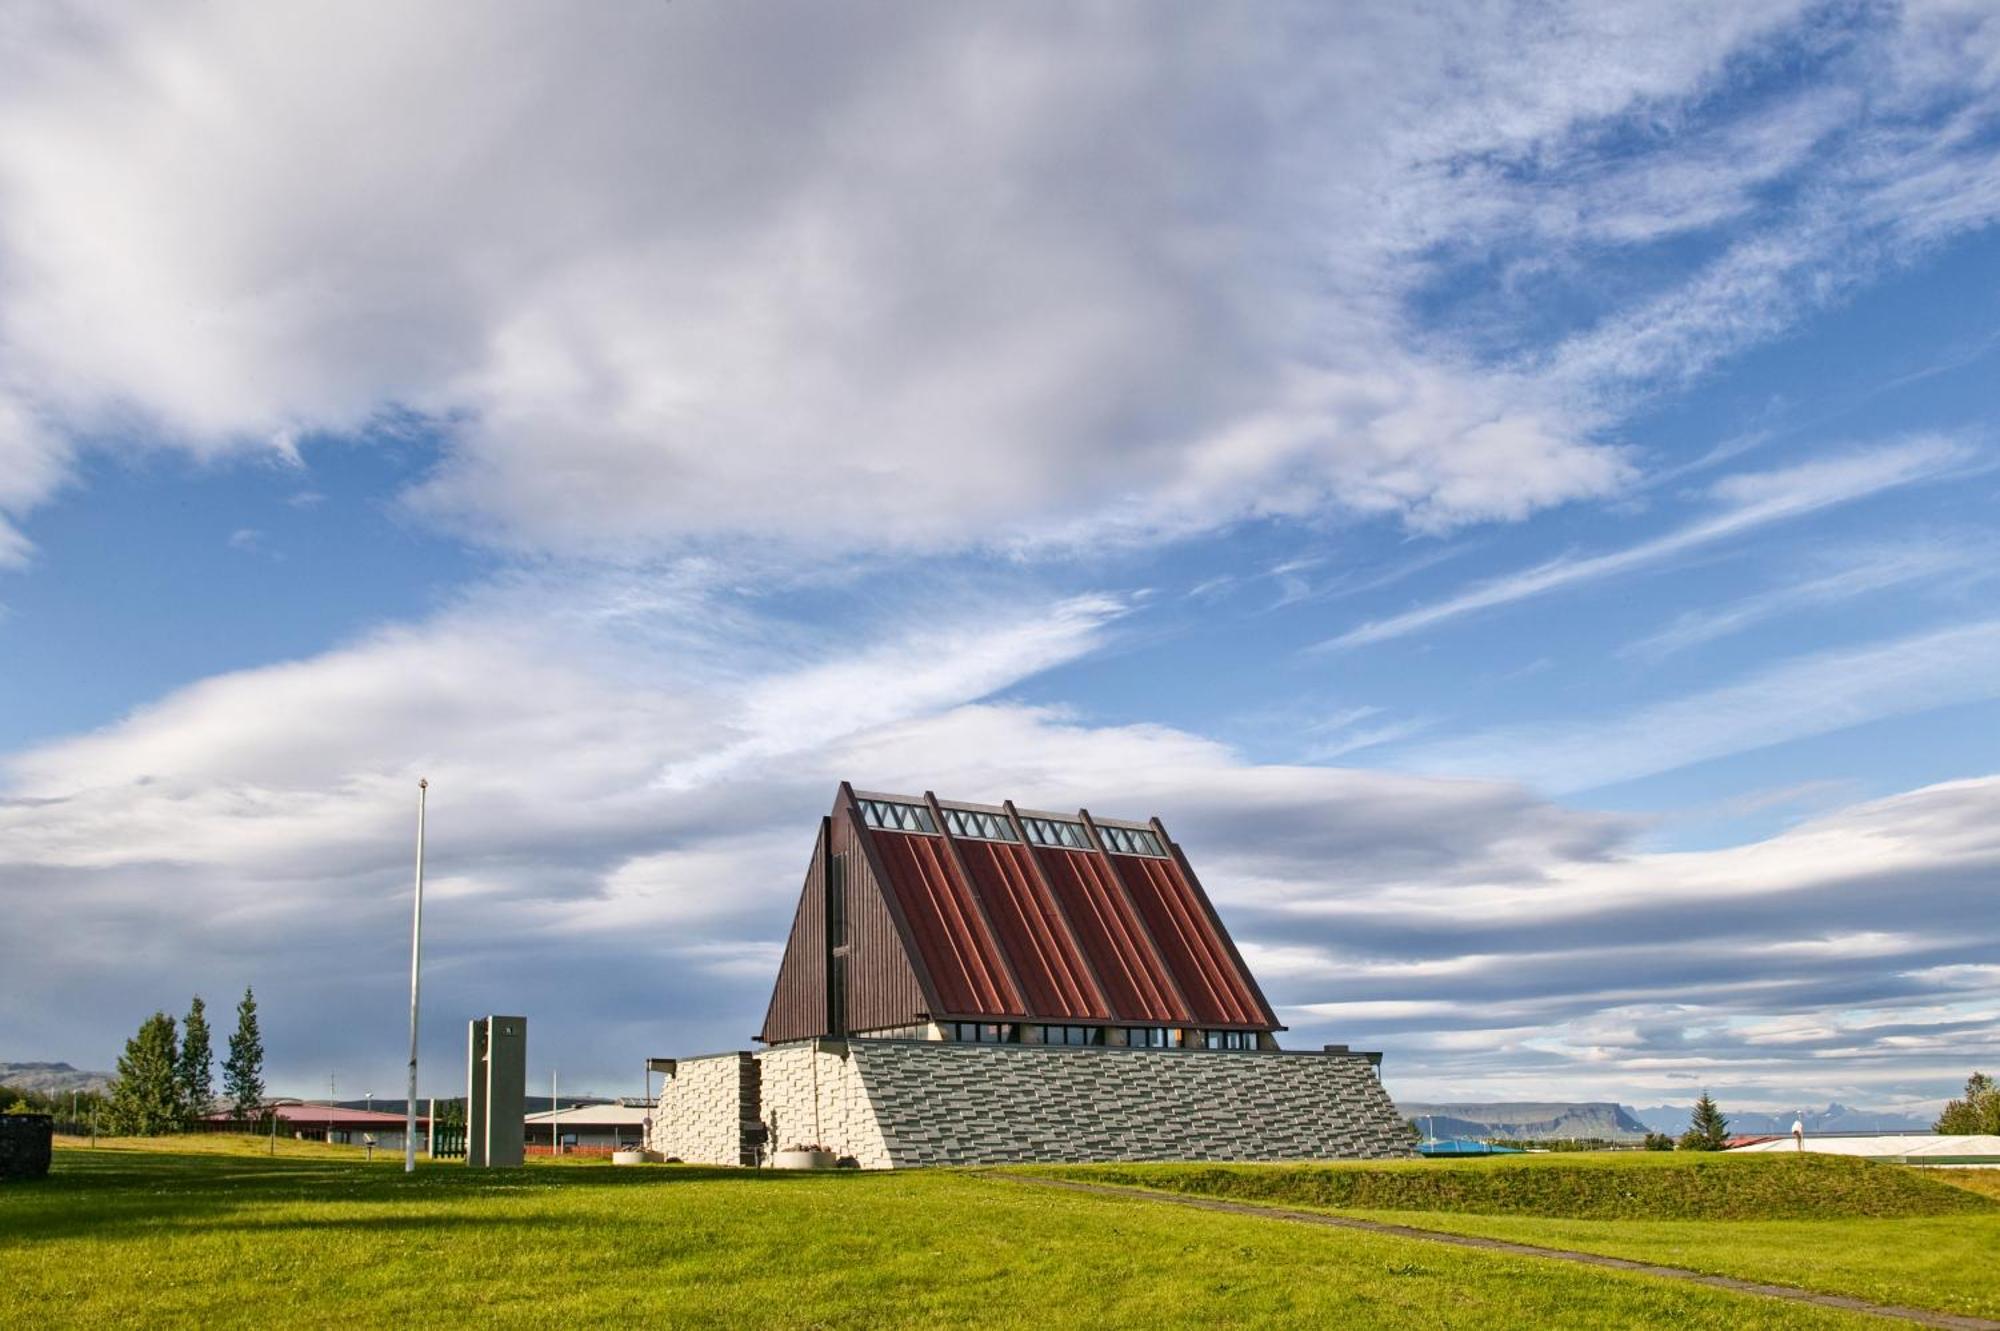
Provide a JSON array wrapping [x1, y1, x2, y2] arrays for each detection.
[[834, 809, 933, 1034], [757, 821, 829, 1045]]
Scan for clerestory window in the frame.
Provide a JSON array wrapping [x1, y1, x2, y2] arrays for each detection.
[[941, 807, 1018, 842], [1019, 816, 1091, 850], [1096, 824, 1168, 857], [858, 798, 937, 834]]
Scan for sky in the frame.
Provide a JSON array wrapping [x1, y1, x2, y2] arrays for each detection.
[[1, 1, 1996, 1115]]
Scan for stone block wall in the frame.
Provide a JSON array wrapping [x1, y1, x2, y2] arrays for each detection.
[[756, 1041, 891, 1169], [644, 1040, 1411, 1170], [648, 1053, 757, 1165], [849, 1041, 1412, 1167]]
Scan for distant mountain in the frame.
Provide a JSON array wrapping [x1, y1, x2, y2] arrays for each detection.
[[1628, 1102, 1936, 1135], [1398, 1101, 1649, 1141], [0, 1061, 114, 1096]]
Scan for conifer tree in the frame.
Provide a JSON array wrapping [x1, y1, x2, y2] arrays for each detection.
[[222, 987, 266, 1120], [178, 994, 215, 1121], [1677, 1090, 1730, 1151], [106, 1012, 183, 1136]]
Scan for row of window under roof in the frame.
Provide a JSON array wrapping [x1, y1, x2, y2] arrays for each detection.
[[856, 797, 1168, 857], [947, 1022, 1259, 1050]]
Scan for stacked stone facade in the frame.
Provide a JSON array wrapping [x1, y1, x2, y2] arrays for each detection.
[[756, 1042, 892, 1168], [648, 1052, 758, 1166], [648, 1038, 1410, 1169]]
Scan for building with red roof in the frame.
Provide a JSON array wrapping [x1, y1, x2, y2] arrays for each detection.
[[648, 785, 1409, 1168]]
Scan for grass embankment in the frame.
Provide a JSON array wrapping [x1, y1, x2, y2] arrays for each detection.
[[1, 1139, 1875, 1329], [1039, 1151, 1993, 1220], [1027, 1155, 2000, 1321]]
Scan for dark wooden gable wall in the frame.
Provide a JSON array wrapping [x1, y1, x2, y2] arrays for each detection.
[[757, 818, 829, 1044], [759, 802, 940, 1044]]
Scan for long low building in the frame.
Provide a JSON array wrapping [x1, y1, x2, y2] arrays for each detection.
[[1729, 1133, 2000, 1165], [204, 1099, 426, 1150], [648, 783, 1410, 1169], [523, 1101, 650, 1152]]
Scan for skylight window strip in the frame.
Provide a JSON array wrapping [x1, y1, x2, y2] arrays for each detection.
[[858, 798, 936, 834], [1096, 824, 1167, 857], [942, 807, 1017, 842], [1021, 816, 1089, 849]]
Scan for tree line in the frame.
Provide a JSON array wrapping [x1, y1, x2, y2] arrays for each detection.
[[96, 988, 266, 1135]]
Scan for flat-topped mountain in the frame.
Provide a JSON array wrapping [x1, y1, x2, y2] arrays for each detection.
[[0, 1062, 115, 1096], [1398, 1101, 1650, 1140]]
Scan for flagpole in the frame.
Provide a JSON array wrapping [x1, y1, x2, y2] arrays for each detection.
[[405, 778, 428, 1173]]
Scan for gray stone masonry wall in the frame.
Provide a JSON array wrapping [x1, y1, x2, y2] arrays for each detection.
[[648, 1053, 757, 1165], [0, 1113, 54, 1180], [849, 1040, 1413, 1168]]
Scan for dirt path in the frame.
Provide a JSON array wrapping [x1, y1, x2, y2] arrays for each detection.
[[995, 1174, 2000, 1331]]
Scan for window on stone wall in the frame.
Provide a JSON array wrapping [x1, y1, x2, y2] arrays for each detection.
[[949, 1021, 1017, 1044], [1031, 1024, 1103, 1046]]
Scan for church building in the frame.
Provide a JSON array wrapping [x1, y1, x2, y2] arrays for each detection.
[[647, 783, 1410, 1168]]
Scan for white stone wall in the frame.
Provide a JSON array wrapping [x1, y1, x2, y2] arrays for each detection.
[[756, 1041, 892, 1169], [648, 1052, 753, 1165]]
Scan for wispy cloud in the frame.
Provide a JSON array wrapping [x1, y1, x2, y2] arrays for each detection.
[[1404, 618, 2000, 792], [1618, 538, 1988, 662], [1316, 436, 1968, 651]]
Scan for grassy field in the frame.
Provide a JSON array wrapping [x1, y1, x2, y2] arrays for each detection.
[[0, 1137, 1889, 1330], [1037, 1156, 2000, 1322]]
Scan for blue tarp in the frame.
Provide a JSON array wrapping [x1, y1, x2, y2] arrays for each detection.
[[1417, 1138, 1524, 1157]]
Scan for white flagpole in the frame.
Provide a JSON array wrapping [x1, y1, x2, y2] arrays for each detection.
[[405, 778, 428, 1173]]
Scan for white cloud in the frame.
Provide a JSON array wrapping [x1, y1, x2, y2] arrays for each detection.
[[1617, 537, 1989, 662], [1, 562, 1995, 1107], [1319, 435, 1967, 650], [0, 1, 1859, 561], [1403, 620, 2000, 792]]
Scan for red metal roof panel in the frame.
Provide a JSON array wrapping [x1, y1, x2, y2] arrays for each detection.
[[867, 829, 1020, 1017], [956, 838, 1109, 1021], [1032, 846, 1182, 1023], [1110, 851, 1266, 1026]]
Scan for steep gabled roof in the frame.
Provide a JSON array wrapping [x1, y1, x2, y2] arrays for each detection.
[[758, 783, 1280, 1043]]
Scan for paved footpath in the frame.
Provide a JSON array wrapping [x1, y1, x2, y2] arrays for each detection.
[[995, 1174, 2000, 1331]]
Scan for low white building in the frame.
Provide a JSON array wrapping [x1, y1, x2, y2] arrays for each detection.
[[523, 1101, 649, 1152], [1729, 1133, 2000, 1166]]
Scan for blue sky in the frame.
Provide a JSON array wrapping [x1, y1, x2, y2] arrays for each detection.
[[1, 1, 1996, 1114]]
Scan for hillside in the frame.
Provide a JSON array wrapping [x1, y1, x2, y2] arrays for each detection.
[[1399, 1101, 1648, 1140], [0, 1062, 113, 1096]]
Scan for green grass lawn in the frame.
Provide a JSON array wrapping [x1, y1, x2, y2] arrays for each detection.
[[1033, 1155, 2000, 1322], [0, 1138, 1885, 1330]]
